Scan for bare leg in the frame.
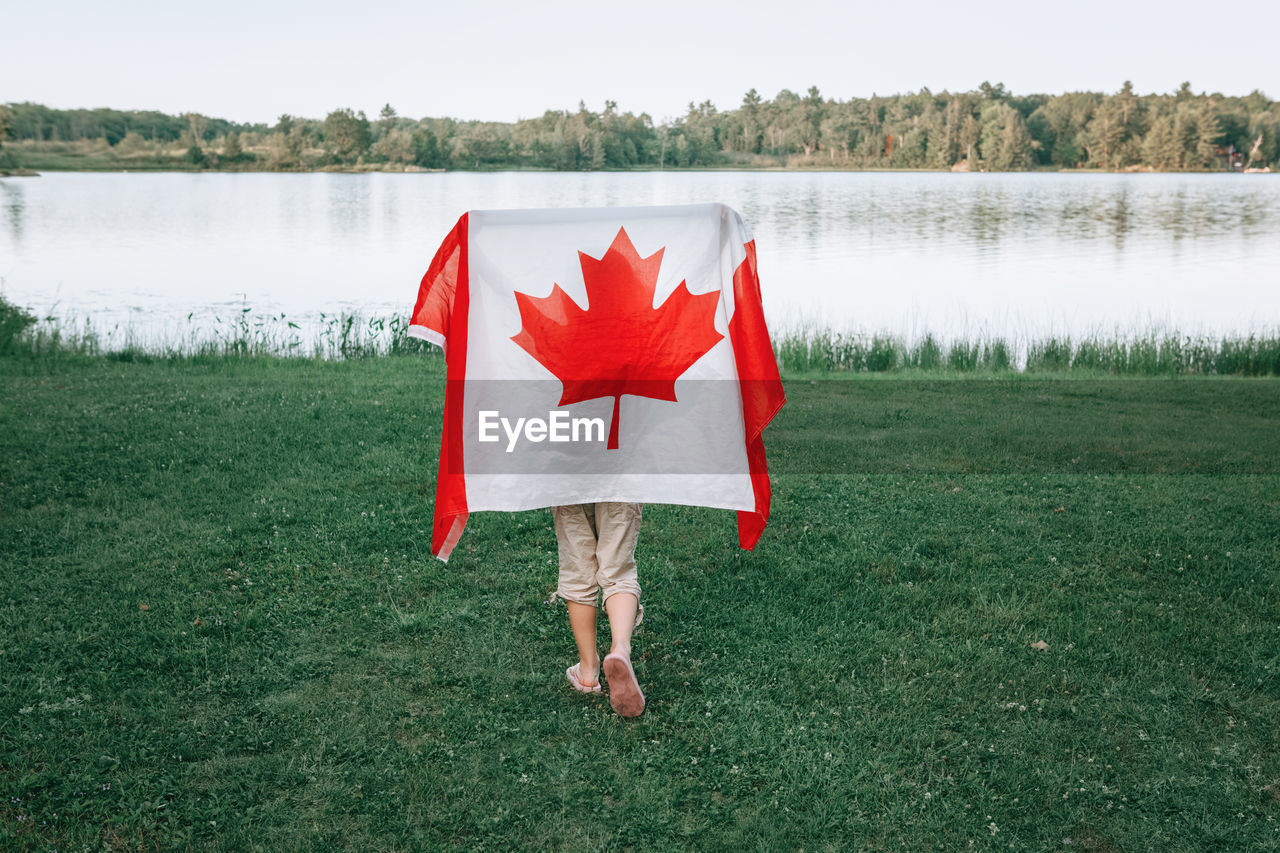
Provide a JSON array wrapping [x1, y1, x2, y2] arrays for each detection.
[[603, 592, 638, 659], [566, 600, 600, 684]]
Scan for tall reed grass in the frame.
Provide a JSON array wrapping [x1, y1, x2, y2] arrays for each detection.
[[769, 326, 1280, 376], [3, 296, 1278, 375], [3, 299, 437, 362]]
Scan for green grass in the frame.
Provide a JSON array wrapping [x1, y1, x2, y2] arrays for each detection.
[[4, 141, 205, 173], [1, 354, 1278, 850]]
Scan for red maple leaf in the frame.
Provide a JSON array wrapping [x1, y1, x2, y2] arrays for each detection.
[[511, 226, 724, 449]]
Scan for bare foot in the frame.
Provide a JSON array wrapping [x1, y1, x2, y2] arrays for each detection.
[[566, 663, 601, 693], [602, 652, 645, 717]]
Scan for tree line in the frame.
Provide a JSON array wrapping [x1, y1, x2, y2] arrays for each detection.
[[3, 82, 1278, 172]]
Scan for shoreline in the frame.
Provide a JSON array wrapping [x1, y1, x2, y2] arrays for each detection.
[[6, 165, 1270, 176], [6, 310, 1277, 375]]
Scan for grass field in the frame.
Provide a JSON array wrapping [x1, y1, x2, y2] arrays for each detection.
[[2, 354, 1278, 850]]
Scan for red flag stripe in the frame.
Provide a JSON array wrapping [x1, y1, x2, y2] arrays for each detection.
[[728, 239, 786, 549]]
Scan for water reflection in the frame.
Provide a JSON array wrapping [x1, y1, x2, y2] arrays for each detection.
[[0, 171, 1277, 344], [325, 174, 373, 234], [0, 179, 24, 243]]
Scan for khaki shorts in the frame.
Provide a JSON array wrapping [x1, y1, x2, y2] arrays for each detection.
[[553, 502, 642, 610]]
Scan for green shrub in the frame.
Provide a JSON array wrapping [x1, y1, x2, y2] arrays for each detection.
[[982, 338, 1012, 371], [910, 334, 943, 370], [1027, 336, 1072, 371], [947, 340, 980, 371], [0, 294, 36, 355]]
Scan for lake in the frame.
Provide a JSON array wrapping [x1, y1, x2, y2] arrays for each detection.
[[1, 171, 1278, 348]]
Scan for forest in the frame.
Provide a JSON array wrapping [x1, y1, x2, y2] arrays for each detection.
[[2, 82, 1277, 172]]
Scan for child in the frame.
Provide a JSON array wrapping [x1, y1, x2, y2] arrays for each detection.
[[553, 502, 645, 717]]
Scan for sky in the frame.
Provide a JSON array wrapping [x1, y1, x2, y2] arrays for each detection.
[[4, 0, 1275, 125]]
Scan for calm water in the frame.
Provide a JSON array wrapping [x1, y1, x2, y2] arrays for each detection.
[[1, 171, 1278, 346]]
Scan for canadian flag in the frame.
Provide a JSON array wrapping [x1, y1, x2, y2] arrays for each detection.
[[409, 203, 785, 561]]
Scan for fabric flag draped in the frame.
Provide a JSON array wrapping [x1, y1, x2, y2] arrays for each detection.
[[409, 203, 785, 561]]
